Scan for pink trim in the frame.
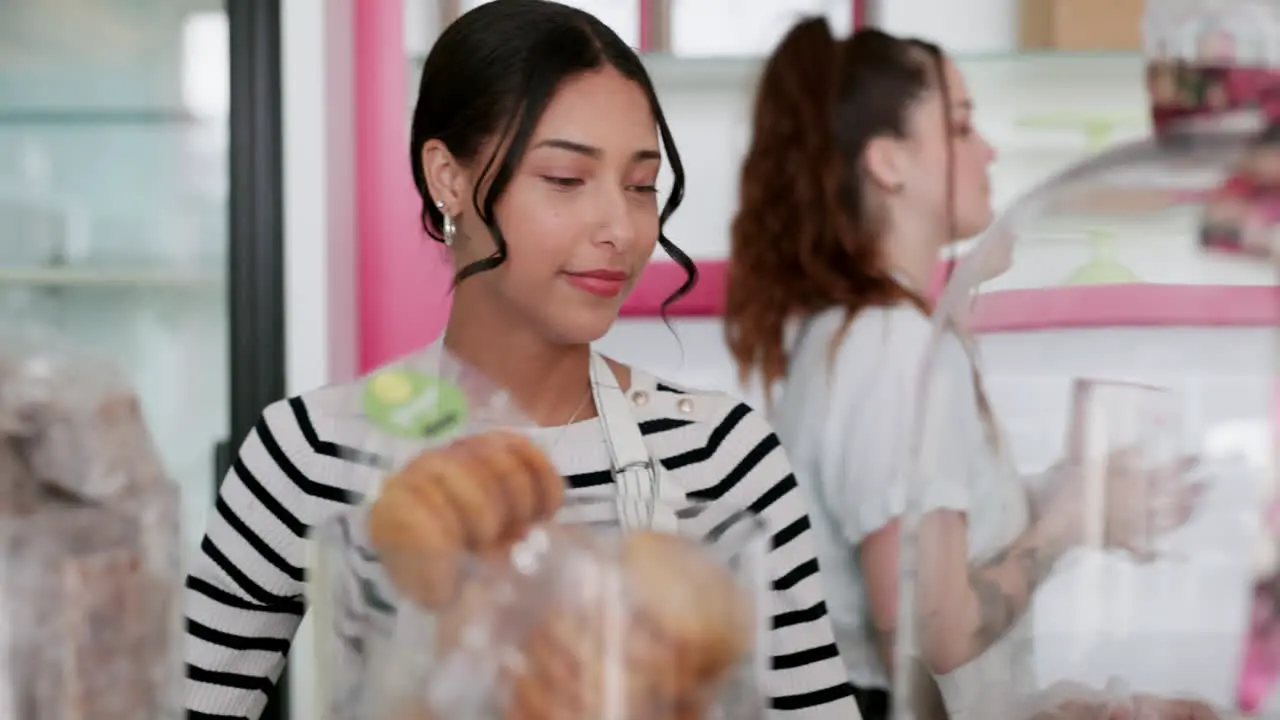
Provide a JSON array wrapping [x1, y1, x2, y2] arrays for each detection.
[[970, 283, 1277, 331], [619, 259, 727, 317], [621, 260, 1280, 331], [354, 0, 453, 372], [853, 0, 867, 29]]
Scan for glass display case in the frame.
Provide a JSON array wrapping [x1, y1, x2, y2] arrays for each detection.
[[1, 0, 287, 559], [4, 3, 289, 718], [892, 1, 1280, 718], [0, 1, 231, 549]]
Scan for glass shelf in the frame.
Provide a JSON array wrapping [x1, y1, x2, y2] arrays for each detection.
[[639, 50, 1143, 88], [0, 120, 226, 269], [411, 51, 1152, 151], [406, 51, 1150, 148], [0, 265, 222, 288], [0, 109, 199, 125]]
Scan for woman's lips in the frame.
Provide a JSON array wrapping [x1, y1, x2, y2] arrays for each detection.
[[563, 270, 628, 298]]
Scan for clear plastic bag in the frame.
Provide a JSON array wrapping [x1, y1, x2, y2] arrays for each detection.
[[309, 351, 768, 720], [0, 323, 181, 719]]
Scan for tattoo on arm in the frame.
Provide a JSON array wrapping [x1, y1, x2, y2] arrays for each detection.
[[969, 568, 1015, 645], [968, 543, 1060, 647]]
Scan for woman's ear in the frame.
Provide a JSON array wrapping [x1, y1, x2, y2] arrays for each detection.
[[420, 139, 469, 214], [863, 135, 907, 193]]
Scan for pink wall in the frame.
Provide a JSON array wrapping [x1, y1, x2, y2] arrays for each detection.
[[354, 0, 452, 373]]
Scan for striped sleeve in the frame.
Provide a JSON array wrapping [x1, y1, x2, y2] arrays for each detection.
[[184, 397, 363, 720], [673, 401, 861, 718]]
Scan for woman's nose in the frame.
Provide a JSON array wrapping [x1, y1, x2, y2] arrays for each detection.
[[597, 188, 637, 250]]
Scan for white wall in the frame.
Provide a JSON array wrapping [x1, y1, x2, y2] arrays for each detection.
[[281, 0, 358, 716]]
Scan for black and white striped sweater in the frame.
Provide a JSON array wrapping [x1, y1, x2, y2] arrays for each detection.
[[183, 360, 861, 719]]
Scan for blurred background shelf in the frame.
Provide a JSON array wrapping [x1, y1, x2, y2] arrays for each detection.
[[0, 264, 222, 288], [0, 109, 200, 124], [639, 49, 1145, 91], [607, 50, 1157, 259]]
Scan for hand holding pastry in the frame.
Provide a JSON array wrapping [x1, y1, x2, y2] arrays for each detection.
[[368, 431, 565, 609]]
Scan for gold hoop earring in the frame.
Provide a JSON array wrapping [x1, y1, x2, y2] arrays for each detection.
[[436, 200, 456, 247]]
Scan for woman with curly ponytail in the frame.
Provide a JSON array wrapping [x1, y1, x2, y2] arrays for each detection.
[[726, 16, 1204, 720]]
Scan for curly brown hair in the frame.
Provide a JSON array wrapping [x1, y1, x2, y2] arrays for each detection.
[[724, 20, 950, 389]]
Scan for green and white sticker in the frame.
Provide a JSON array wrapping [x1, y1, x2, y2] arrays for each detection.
[[362, 368, 469, 439]]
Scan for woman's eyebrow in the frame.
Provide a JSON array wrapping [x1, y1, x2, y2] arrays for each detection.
[[533, 137, 600, 157], [532, 138, 661, 162]]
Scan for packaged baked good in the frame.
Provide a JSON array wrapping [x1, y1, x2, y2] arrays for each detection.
[[0, 325, 181, 719], [309, 351, 768, 720], [0, 327, 169, 502], [319, 507, 765, 720]]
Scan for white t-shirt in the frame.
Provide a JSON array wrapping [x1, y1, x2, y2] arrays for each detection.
[[771, 302, 1033, 719]]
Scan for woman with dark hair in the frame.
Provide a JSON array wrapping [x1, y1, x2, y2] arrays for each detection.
[[725, 18, 1207, 720], [183, 2, 860, 719]]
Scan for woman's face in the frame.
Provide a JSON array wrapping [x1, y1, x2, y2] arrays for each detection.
[[899, 59, 997, 242], [447, 67, 662, 345]]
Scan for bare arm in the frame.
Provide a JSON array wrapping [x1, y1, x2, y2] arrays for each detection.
[[861, 509, 1071, 677]]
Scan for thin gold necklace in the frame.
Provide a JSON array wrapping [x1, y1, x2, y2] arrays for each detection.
[[548, 389, 591, 452]]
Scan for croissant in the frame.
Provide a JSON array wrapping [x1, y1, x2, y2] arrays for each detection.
[[368, 431, 565, 609]]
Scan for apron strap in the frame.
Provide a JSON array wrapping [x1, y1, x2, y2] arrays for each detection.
[[589, 353, 682, 531]]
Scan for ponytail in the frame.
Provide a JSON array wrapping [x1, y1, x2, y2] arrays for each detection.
[[726, 18, 849, 391], [726, 22, 923, 392]]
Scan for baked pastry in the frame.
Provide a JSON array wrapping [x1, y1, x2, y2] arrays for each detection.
[[368, 431, 566, 609], [28, 506, 172, 720], [0, 359, 168, 503], [23, 392, 168, 502], [498, 530, 753, 720], [0, 346, 179, 719], [385, 527, 754, 720], [366, 430, 753, 719]]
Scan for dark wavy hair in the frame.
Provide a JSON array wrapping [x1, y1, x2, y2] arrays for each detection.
[[724, 19, 950, 388], [409, 0, 696, 307]]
